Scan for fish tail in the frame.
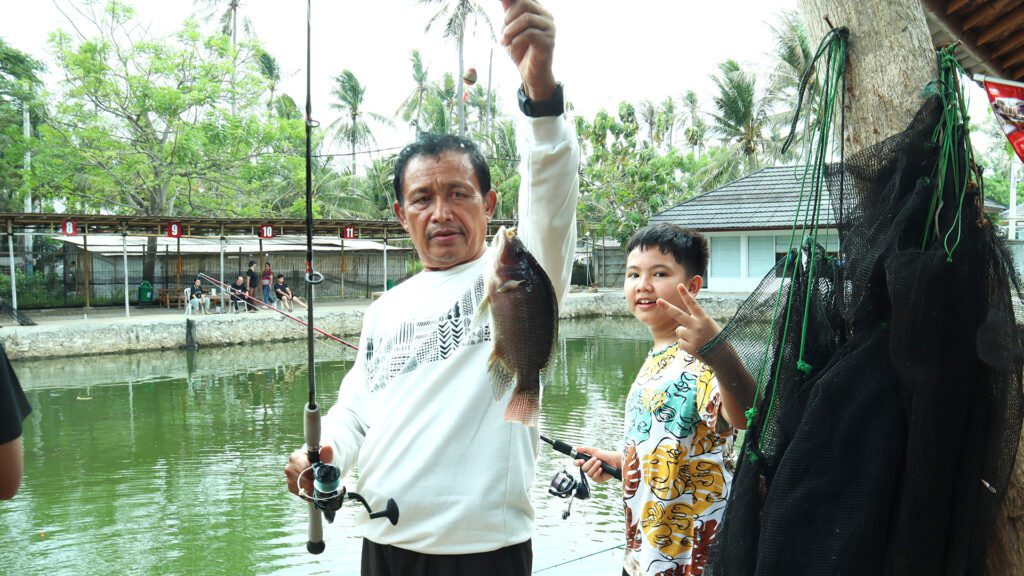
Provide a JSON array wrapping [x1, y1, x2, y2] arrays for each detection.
[[504, 372, 540, 426]]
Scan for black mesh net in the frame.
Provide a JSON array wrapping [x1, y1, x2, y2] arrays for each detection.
[[702, 96, 1024, 575]]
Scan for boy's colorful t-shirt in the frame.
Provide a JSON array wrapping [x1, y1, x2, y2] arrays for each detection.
[[622, 343, 735, 576]]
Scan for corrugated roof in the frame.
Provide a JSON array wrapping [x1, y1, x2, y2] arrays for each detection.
[[650, 166, 838, 231]]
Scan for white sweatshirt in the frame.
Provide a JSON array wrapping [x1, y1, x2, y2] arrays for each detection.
[[323, 114, 579, 554]]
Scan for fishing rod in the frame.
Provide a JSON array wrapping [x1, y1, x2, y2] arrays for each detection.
[[296, 0, 397, 555], [196, 273, 357, 351], [540, 435, 621, 480]]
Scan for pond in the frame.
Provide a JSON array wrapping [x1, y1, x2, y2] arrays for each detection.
[[0, 317, 653, 575]]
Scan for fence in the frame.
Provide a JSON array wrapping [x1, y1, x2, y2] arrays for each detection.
[[0, 233, 414, 309]]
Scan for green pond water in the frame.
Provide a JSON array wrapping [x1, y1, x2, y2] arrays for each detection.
[[0, 317, 653, 575]]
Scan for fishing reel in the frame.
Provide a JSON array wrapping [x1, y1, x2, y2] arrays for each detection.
[[300, 461, 400, 526], [548, 467, 590, 520]]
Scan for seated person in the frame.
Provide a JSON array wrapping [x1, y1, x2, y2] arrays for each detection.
[[272, 274, 305, 312], [229, 275, 247, 313], [189, 278, 211, 315]]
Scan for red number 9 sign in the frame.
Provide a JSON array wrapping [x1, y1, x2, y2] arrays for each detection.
[[167, 222, 182, 238]]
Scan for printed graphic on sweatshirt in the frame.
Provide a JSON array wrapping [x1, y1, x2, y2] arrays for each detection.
[[364, 274, 493, 393]]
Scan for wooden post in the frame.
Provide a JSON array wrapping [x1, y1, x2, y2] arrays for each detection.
[[219, 226, 226, 310], [122, 226, 129, 318], [383, 230, 389, 292], [176, 236, 182, 309], [340, 236, 346, 299], [83, 224, 91, 308], [6, 221, 16, 310]]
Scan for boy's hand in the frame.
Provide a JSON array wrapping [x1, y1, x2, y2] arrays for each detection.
[[657, 283, 721, 357], [500, 0, 557, 101], [573, 445, 621, 484]]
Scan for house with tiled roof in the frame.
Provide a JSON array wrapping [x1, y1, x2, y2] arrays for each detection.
[[651, 166, 1004, 292]]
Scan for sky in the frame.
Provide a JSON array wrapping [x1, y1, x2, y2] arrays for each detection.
[[1, 0, 803, 157], [0, 0, 1004, 169]]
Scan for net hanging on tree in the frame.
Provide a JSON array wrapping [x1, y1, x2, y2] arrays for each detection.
[[703, 31, 1024, 576]]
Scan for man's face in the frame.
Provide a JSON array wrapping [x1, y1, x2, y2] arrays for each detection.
[[394, 151, 496, 271]]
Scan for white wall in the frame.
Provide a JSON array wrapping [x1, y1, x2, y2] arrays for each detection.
[[705, 230, 839, 293]]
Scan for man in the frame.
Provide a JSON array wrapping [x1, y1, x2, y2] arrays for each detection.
[[0, 344, 30, 499], [284, 2, 578, 574], [273, 274, 305, 312], [189, 277, 211, 315]]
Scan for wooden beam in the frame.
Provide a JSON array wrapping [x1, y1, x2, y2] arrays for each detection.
[[994, 31, 1024, 57], [978, 7, 1024, 45], [923, 0, 1010, 78], [1000, 44, 1024, 69], [963, 1, 1012, 31], [946, 0, 974, 15]]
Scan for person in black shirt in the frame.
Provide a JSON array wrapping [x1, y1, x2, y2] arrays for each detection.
[[229, 275, 247, 313], [245, 260, 259, 312], [273, 274, 305, 312], [189, 278, 211, 315], [0, 344, 31, 499]]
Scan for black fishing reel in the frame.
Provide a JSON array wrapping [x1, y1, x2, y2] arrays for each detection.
[[302, 461, 400, 526], [548, 467, 590, 520]]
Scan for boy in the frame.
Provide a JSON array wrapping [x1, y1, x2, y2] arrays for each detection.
[[575, 223, 750, 576]]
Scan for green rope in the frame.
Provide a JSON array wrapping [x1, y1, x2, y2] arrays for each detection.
[[751, 27, 848, 452], [924, 45, 981, 261]]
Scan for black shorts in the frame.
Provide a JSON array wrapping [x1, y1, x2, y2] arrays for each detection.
[[361, 538, 531, 576]]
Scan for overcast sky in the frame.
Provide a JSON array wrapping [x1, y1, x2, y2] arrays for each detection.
[[1, 0, 1001, 163], [2, 0, 808, 155]]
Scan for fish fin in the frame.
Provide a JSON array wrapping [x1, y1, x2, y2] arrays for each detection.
[[470, 294, 491, 331], [504, 373, 541, 427], [496, 279, 524, 294], [489, 359, 515, 401]]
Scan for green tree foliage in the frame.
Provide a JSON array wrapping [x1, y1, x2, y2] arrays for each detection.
[[575, 103, 709, 242], [0, 38, 45, 212], [34, 1, 302, 219]]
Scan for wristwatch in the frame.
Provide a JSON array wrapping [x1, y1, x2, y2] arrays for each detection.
[[518, 83, 565, 117]]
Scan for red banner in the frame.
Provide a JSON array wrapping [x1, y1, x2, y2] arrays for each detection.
[[982, 76, 1024, 164]]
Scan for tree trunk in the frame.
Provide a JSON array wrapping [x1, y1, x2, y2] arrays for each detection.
[[799, 1, 1024, 573], [143, 236, 157, 284], [457, 31, 466, 138], [799, 0, 934, 156]]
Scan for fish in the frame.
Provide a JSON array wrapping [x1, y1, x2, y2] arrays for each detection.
[[478, 226, 559, 426]]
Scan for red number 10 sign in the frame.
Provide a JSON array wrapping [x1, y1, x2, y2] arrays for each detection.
[[259, 224, 274, 239]]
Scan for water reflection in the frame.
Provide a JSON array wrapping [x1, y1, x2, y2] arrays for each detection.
[[1, 317, 649, 575]]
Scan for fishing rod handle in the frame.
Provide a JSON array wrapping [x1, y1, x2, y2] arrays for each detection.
[[305, 403, 326, 554], [551, 439, 622, 481]]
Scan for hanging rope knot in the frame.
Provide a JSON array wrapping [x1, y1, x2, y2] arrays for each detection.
[[745, 407, 758, 428], [796, 359, 813, 374]]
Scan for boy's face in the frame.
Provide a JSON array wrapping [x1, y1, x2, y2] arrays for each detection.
[[624, 246, 703, 339]]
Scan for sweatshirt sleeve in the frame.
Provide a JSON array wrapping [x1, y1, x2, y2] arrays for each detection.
[[321, 331, 370, 477], [515, 115, 580, 308]]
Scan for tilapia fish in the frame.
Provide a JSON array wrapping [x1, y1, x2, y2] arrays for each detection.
[[479, 226, 558, 426]]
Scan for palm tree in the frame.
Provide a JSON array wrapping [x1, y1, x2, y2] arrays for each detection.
[[683, 90, 707, 159], [256, 49, 281, 112], [638, 100, 659, 147], [766, 10, 816, 163], [699, 60, 774, 190], [418, 0, 495, 138], [327, 70, 393, 175], [657, 97, 683, 150], [194, 1, 251, 118], [397, 49, 430, 134]]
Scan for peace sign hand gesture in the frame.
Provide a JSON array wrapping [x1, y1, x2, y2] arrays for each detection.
[[656, 283, 722, 359]]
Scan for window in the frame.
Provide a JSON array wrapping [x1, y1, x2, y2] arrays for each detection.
[[711, 236, 740, 278], [747, 236, 777, 278]]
